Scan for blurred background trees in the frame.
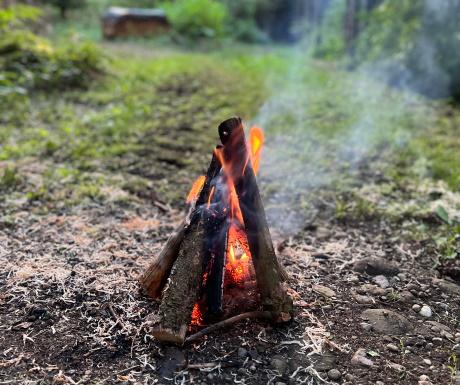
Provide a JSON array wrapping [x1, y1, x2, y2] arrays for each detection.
[[1, 0, 460, 100]]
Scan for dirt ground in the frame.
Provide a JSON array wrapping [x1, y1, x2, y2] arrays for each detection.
[[1, 149, 459, 385]]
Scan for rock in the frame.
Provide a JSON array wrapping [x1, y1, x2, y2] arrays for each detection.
[[400, 290, 415, 302], [432, 337, 443, 344], [351, 348, 373, 367], [455, 333, 460, 343], [353, 257, 399, 276], [312, 284, 336, 298], [354, 293, 374, 305], [237, 348, 248, 359], [389, 362, 405, 371], [207, 374, 214, 381], [357, 284, 386, 296], [360, 322, 373, 331], [419, 305, 432, 318], [397, 273, 407, 281], [275, 382, 287, 385], [423, 359, 431, 365], [270, 356, 287, 374], [316, 227, 331, 240], [373, 275, 390, 289], [386, 343, 399, 352], [361, 309, 413, 335], [440, 330, 454, 340], [433, 278, 460, 296], [376, 382, 384, 385], [327, 369, 341, 381], [425, 321, 451, 333], [310, 351, 337, 371], [412, 304, 421, 312], [249, 364, 256, 371]]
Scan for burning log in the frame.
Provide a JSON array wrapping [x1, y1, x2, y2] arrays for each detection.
[[141, 118, 293, 345], [150, 152, 222, 344], [218, 117, 292, 320]]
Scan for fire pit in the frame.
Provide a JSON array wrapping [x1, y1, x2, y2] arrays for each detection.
[[140, 117, 293, 344]]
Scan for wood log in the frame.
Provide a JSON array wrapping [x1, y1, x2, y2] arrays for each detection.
[[152, 151, 222, 344], [139, 219, 187, 299], [218, 117, 293, 321], [202, 197, 228, 317]]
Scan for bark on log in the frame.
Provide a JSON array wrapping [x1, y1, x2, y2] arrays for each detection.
[[218, 117, 293, 321], [139, 219, 187, 299], [151, 151, 222, 344]]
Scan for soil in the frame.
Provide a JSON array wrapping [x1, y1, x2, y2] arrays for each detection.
[[1, 156, 459, 385]]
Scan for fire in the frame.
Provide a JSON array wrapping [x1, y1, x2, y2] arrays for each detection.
[[186, 175, 205, 203], [185, 123, 265, 319], [248, 126, 264, 176], [191, 303, 203, 326]]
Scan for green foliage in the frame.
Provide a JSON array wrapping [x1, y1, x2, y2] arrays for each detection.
[[163, 0, 228, 39], [0, 5, 104, 95], [0, 167, 21, 191], [313, 0, 346, 59]]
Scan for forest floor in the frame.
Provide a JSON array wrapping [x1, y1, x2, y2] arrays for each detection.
[[1, 43, 460, 385]]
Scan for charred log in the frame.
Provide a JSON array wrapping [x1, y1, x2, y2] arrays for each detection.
[[151, 151, 222, 344], [218, 117, 293, 321]]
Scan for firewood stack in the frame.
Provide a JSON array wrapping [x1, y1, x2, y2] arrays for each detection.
[[140, 117, 293, 344]]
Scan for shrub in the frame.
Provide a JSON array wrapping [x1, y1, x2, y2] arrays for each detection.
[[163, 0, 228, 39], [0, 5, 104, 93]]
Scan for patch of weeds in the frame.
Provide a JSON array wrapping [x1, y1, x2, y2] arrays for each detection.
[[448, 353, 458, 381], [386, 290, 401, 302], [0, 167, 21, 191]]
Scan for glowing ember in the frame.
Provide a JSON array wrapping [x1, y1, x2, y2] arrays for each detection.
[[186, 175, 205, 203], [191, 303, 203, 326], [206, 186, 215, 209]]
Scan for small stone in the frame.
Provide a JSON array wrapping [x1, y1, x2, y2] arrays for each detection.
[[361, 309, 413, 335], [400, 290, 415, 302], [373, 275, 390, 289], [349, 275, 360, 283], [353, 257, 399, 276], [432, 337, 443, 344], [397, 273, 407, 281], [419, 305, 432, 318], [275, 382, 287, 385], [423, 359, 431, 365], [312, 284, 336, 298], [237, 347, 248, 358], [250, 364, 256, 371], [433, 278, 460, 296], [419, 375, 430, 381], [360, 322, 372, 331], [354, 293, 374, 304], [207, 374, 214, 381], [440, 330, 454, 340], [412, 304, 421, 312], [310, 351, 337, 371], [386, 343, 399, 352], [389, 362, 405, 371], [237, 368, 246, 375], [376, 382, 384, 385], [344, 374, 354, 381], [351, 348, 373, 367], [327, 369, 341, 381], [455, 333, 460, 343], [270, 356, 287, 374]]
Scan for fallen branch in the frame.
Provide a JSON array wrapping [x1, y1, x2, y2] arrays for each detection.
[[185, 311, 272, 344]]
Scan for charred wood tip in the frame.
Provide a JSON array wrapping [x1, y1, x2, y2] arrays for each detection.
[[218, 117, 243, 145]]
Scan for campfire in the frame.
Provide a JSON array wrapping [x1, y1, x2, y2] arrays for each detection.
[[140, 117, 293, 344]]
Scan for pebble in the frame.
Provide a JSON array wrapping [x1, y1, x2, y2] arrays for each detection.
[[419, 305, 432, 317], [441, 330, 454, 340], [354, 293, 374, 304], [412, 304, 421, 312], [373, 275, 390, 289], [389, 362, 405, 371], [386, 343, 399, 352], [376, 382, 384, 385], [237, 347, 247, 358], [455, 333, 460, 343], [312, 284, 336, 298], [353, 256, 399, 276], [351, 348, 373, 367], [423, 359, 431, 365], [249, 364, 256, 371], [327, 369, 341, 381], [432, 337, 443, 344], [360, 322, 373, 332], [275, 382, 287, 385], [207, 374, 214, 381]]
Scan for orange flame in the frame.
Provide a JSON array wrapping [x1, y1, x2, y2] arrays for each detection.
[[191, 303, 203, 326], [248, 126, 264, 176], [186, 175, 205, 203]]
